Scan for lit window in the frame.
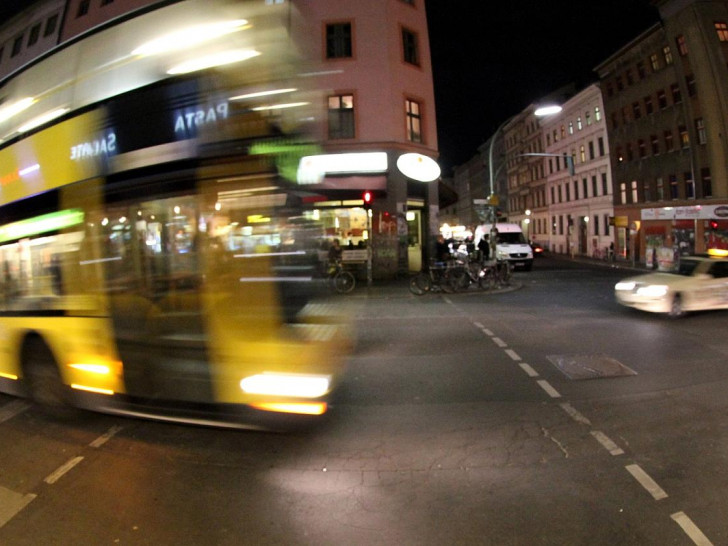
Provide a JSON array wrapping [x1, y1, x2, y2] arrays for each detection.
[[328, 94, 355, 139], [663, 45, 673, 65], [568, 121, 574, 135], [676, 35, 688, 56], [631, 180, 638, 203], [715, 22, 728, 42], [326, 23, 352, 59], [695, 118, 706, 145], [577, 116, 583, 130], [405, 99, 422, 143], [679, 125, 690, 148], [650, 53, 660, 71]]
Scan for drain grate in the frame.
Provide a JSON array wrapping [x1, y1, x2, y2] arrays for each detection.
[[546, 354, 637, 380]]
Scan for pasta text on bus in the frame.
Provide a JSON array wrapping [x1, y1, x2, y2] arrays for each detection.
[[174, 102, 229, 135], [70, 132, 117, 160]]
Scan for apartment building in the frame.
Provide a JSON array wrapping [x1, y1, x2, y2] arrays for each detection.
[[596, 0, 728, 264], [541, 84, 613, 256]]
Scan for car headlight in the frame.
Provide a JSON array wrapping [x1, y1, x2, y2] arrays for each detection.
[[615, 281, 636, 291], [240, 373, 331, 398], [636, 284, 668, 297]]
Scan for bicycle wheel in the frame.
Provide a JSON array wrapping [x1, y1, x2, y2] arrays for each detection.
[[409, 273, 432, 295], [477, 267, 496, 291], [333, 271, 356, 293], [444, 267, 469, 292]]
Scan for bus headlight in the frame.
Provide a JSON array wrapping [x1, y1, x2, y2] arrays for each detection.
[[240, 373, 331, 398]]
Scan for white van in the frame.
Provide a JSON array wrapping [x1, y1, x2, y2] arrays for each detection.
[[474, 223, 533, 271]]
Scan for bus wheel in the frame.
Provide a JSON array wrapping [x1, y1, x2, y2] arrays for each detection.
[[22, 338, 73, 411]]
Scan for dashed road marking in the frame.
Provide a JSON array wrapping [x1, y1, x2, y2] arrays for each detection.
[[492, 337, 508, 348], [0, 486, 36, 529], [671, 512, 714, 546], [504, 349, 521, 361], [559, 402, 591, 425], [519, 363, 540, 377], [473, 322, 484, 329], [44, 456, 84, 485], [89, 426, 123, 448], [591, 431, 624, 456], [625, 464, 668, 500], [536, 380, 561, 398], [0, 400, 30, 424], [482, 329, 494, 336]]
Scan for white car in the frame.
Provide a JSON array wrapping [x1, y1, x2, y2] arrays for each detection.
[[615, 255, 728, 317]]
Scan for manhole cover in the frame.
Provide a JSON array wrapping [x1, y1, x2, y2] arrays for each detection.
[[546, 354, 637, 380]]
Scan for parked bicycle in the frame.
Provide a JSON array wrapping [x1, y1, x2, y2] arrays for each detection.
[[328, 260, 356, 294], [447, 254, 513, 293], [409, 260, 457, 295]]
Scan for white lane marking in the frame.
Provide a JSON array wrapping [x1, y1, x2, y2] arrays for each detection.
[[89, 425, 123, 448], [44, 456, 84, 485], [443, 297, 453, 305], [482, 328, 494, 336], [0, 486, 36, 529], [559, 402, 591, 425], [504, 349, 521, 361], [671, 511, 714, 546], [536, 380, 561, 398], [0, 400, 31, 424], [519, 363, 540, 378], [625, 464, 668, 500], [591, 431, 625, 456], [473, 322, 484, 329], [492, 337, 508, 348]]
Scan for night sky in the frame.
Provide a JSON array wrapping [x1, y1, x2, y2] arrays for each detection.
[[425, 0, 661, 174], [0, 1, 662, 175]]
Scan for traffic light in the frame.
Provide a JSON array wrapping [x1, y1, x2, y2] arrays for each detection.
[[709, 220, 719, 230], [362, 191, 373, 209]]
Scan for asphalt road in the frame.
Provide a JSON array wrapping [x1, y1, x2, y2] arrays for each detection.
[[1, 254, 727, 545]]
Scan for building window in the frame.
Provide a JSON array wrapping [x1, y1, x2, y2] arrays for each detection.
[[592, 175, 598, 197], [643, 180, 651, 202], [669, 175, 679, 199], [598, 137, 605, 156], [585, 112, 592, 126], [637, 61, 646, 79], [568, 121, 574, 135], [550, 187, 555, 204], [402, 28, 419, 66], [656, 177, 664, 200], [560, 125, 566, 139], [405, 99, 422, 143], [577, 116, 583, 130], [583, 178, 588, 198], [651, 134, 660, 155], [580, 145, 586, 163], [632, 102, 641, 120], [601, 173, 608, 195], [657, 89, 667, 109], [573, 180, 579, 200], [671, 83, 682, 104], [620, 183, 627, 204], [27, 24, 41, 47], [676, 35, 688, 56], [686, 75, 697, 97], [638, 139, 646, 158], [326, 23, 352, 59], [328, 94, 355, 139], [716, 22, 728, 42], [44, 14, 59, 37], [631, 180, 638, 203], [101, 0, 114, 5], [684, 173, 695, 199], [588, 141, 595, 160], [603, 214, 610, 236], [650, 53, 660, 71], [664, 130, 674, 152], [593, 215, 599, 236], [595, 106, 601, 121], [702, 168, 712, 198], [558, 185, 563, 203], [679, 125, 690, 148], [663, 45, 673, 65], [77, 0, 90, 17], [644, 95, 654, 115], [626, 142, 634, 162], [695, 118, 706, 145], [11, 35, 22, 57]]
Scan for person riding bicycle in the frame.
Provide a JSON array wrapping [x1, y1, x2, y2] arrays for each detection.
[[328, 239, 343, 274]]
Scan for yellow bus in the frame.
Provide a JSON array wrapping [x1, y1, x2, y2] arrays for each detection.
[[0, 0, 350, 428]]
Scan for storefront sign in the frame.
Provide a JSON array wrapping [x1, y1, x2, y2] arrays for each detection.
[[173, 102, 229, 134], [70, 132, 117, 160], [642, 205, 728, 220]]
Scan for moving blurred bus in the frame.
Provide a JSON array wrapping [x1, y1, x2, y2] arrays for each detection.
[[0, 0, 350, 428]]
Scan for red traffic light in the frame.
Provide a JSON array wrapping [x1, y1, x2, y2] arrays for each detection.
[[362, 191, 372, 207]]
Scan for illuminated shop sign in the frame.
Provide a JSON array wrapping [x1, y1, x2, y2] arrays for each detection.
[[297, 152, 388, 185], [396, 153, 440, 182], [174, 102, 229, 135], [70, 132, 117, 160]]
